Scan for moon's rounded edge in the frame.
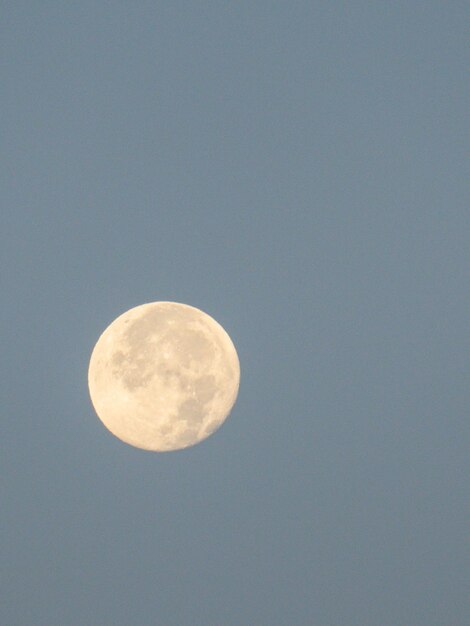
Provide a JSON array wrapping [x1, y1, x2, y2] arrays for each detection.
[[87, 301, 240, 452]]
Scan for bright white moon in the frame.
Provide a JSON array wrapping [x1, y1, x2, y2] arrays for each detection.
[[88, 302, 240, 452]]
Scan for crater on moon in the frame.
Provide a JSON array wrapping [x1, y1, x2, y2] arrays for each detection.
[[88, 302, 240, 451]]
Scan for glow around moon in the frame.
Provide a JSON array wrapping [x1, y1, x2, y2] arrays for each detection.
[[88, 302, 240, 452]]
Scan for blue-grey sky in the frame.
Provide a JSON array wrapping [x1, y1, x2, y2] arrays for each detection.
[[1, 3, 468, 625]]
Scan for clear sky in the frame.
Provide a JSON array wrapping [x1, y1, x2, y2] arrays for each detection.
[[1, 2, 468, 625]]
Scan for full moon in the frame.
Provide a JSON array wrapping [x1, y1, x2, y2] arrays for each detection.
[[88, 302, 240, 451]]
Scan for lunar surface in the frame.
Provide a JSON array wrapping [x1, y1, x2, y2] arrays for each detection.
[[88, 302, 240, 451]]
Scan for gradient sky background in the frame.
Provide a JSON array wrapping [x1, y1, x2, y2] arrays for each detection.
[[1, 3, 468, 625]]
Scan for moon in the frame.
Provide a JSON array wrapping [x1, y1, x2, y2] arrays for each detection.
[[88, 302, 240, 451]]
